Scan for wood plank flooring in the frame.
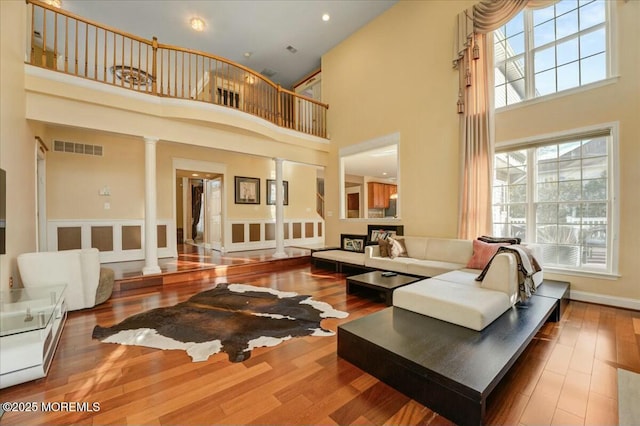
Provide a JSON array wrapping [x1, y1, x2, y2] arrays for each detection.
[[1, 265, 638, 425]]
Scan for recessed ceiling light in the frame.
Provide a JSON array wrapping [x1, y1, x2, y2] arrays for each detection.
[[382, 172, 388, 176], [322, 13, 330, 22], [191, 173, 199, 177], [244, 52, 252, 58], [190, 17, 205, 32]]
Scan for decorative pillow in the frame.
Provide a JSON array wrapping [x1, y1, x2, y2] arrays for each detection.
[[477, 235, 521, 245], [388, 237, 408, 259], [466, 239, 510, 269], [378, 239, 391, 258]]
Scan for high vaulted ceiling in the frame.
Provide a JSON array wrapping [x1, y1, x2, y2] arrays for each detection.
[[60, 0, 397, 89]]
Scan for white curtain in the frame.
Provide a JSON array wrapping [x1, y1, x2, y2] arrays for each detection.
[[455, 0, 557, 240]]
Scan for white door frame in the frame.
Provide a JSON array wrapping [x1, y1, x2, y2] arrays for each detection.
[[172, 158, 227, 255], [36, 139, 47, 252], [181, 177, 189, 242]]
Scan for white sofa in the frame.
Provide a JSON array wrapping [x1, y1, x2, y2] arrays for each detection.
[[365, 236, 543, 331], [17, 248, 105, 311], [365, 236, 474, 277]]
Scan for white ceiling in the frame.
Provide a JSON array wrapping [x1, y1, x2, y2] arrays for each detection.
[[343, 145, 397, 180], [61, 0, 397, 89]]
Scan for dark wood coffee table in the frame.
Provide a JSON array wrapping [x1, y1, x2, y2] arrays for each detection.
[[338, 295, 557, 425], [346, 271, 421, 305]]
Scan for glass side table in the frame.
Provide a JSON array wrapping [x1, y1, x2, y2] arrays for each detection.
[[0, 284, 67, 389]]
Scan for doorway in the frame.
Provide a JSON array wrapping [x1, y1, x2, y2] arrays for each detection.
[[176, 169, 224, 252]]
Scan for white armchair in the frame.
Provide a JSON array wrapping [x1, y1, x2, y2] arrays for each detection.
[[17, 248, 103, 311]]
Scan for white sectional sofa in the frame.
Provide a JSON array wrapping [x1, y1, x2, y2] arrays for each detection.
[[364, 236, 543, 331], [365, 236, 474, 277]]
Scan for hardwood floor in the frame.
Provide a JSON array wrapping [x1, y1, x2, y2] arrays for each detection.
[[1, 265, 638, 425]]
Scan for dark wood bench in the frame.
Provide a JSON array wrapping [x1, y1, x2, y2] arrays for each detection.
[[337, 280, 569, 426], [534, 279, 570, 322]]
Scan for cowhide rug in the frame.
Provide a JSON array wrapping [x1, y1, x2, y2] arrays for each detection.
[[92, 283, 348, 363]]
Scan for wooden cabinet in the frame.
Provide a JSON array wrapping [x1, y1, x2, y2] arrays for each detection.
[[367, 183, 397, 209]]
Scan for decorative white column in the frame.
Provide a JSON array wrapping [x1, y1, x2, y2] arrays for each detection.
[[273, 158, 288, 258], [142, 137, 161, 275]]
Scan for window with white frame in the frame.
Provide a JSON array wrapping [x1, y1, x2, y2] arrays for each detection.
[[492, 126, 617, 274], [494, 0, 609, 108]]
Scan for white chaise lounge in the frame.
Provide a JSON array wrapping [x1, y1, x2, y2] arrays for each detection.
[[366, 236, 543, 330]]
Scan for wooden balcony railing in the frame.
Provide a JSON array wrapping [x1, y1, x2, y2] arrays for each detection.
[[26, 0, 328, 138]]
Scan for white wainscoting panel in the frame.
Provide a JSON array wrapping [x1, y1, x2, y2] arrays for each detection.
[[225, 218, 324, 252], [47, 219, 176, 263]]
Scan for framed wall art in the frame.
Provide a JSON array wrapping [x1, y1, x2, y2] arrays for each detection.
[[267, 179, 289, 205], [234, 176, 260, 204]]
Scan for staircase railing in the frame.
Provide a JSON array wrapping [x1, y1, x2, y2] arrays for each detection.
[[316, 193, 325, 219], [26, 0, 328, 138]]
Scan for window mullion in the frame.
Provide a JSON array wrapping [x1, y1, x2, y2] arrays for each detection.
[[527, 148, 536, 245], [524, 9, 535, 100]]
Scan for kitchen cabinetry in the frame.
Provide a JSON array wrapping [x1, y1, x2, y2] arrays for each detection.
[[367, 183, 397, 209]]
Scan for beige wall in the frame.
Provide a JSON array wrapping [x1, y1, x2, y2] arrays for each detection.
[[44, 127, 319, 224], [46, 128, 145, 219], [495, 0, 640, 301], [0, 1, 38, 290], [322, 0, 475, 241]]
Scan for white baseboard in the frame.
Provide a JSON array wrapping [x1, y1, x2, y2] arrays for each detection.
[[570, 290, 640, 311]]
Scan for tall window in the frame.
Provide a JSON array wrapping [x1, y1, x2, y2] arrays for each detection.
[[495, 0, 609, 108], [493, 127, 616, 274]]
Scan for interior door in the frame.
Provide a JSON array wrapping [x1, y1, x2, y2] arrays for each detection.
[[345, 186, 362, 218]]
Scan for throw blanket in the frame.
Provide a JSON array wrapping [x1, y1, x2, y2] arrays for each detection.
[[476, 245, 542, 301]]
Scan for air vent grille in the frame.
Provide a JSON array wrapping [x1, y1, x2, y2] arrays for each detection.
[[260, 68, 277, 78], [53, 140, 103, 156]]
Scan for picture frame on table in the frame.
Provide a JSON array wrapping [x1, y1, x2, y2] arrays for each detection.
[[234, 176, 260, 204], [370, 229, 397, 242], [367, 225, 404, 245], [340, 234, 368, 253], [266, 179, 289, 205]]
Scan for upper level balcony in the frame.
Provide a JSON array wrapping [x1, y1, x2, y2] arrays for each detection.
[[26, 0, 328, 139]]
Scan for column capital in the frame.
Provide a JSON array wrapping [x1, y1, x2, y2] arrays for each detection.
[[143, 136, 159, 144]]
